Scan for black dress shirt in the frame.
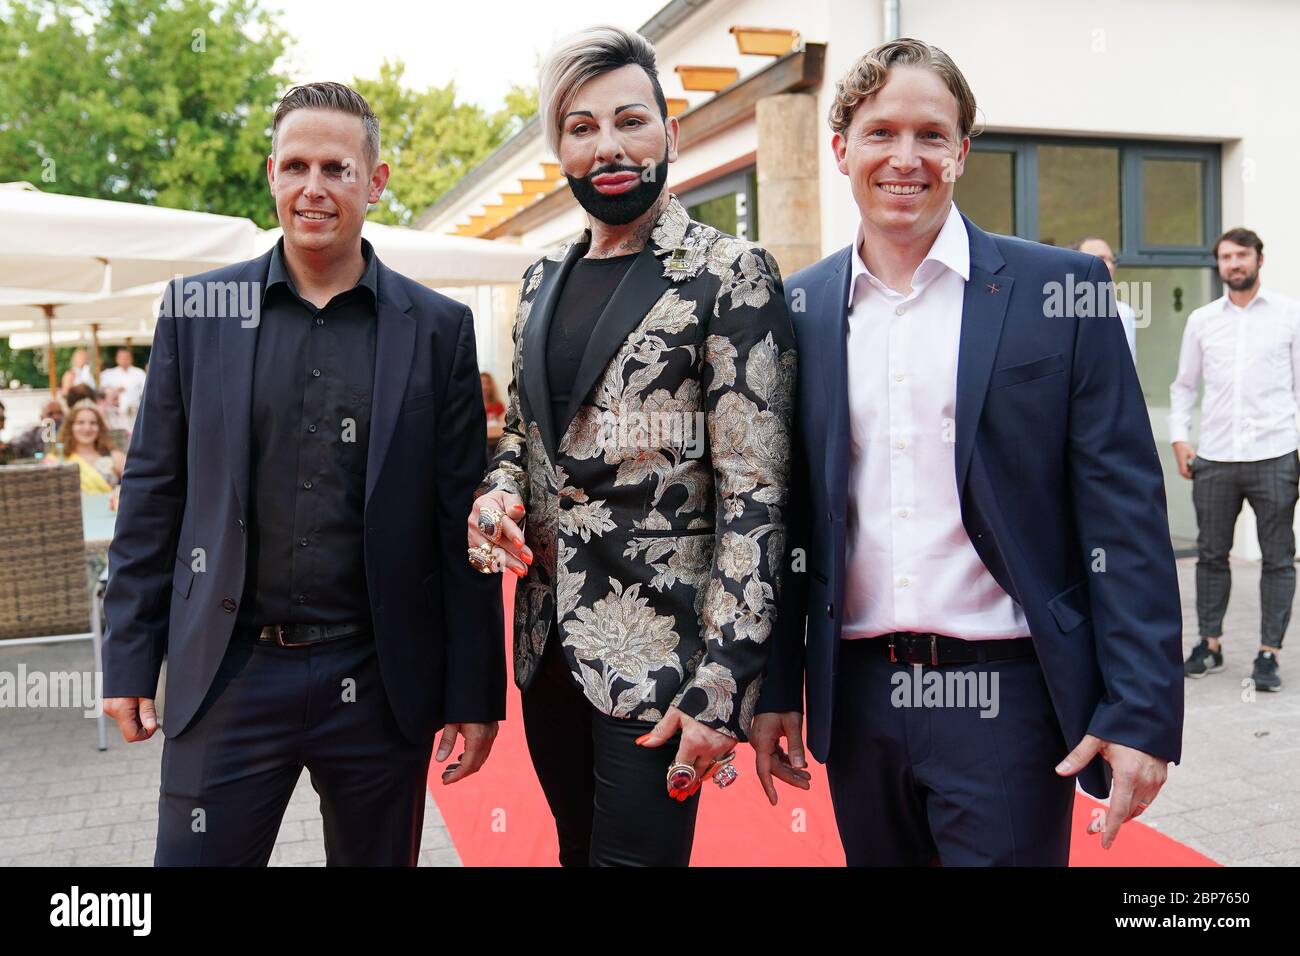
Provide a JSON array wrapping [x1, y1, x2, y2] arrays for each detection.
[[238, 239, 379, 626]]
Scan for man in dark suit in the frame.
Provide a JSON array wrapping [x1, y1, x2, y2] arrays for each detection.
[[102, 82, 504, 866], [750, 39, 1183, 865]]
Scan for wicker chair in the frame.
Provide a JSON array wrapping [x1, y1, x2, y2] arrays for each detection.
[[0, 463, 109, 749]]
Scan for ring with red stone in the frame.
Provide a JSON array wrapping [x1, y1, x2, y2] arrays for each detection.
[[667, 763, 696, 791]]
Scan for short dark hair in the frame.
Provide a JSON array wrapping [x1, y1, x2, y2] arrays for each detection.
[[1069, 236, 1110, 252], [1213, 227, 1263, 259], [65, 384, 96, 406], [272, 81, 381, 169]]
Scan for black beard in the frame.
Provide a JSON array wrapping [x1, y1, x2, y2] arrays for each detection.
[[567, 158, 669, 227], [1224, 269, 1259, 292]]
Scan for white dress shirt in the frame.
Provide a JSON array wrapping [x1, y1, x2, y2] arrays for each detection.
[[1118, 300, 1137, 363], [1168, 287, 1300, 462], [842, 203, 1029, 640], [98, 363, 147, 432]]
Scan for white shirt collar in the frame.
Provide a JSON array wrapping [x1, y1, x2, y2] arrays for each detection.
[[848, 202, 970, 308], [1219, 286, 1272, 312]]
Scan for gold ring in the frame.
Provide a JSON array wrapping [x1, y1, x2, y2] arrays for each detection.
[[467, 542, 497, 574]]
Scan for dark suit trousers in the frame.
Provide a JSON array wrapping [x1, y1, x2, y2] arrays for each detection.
[[154, 631, 433, 866], [521, 635, 701, 867], [826, 638, 1075, 866]]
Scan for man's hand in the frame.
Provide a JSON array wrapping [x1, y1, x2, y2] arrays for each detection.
[[749, 711, 812, 805], [1056, 734, 1169, 849], [103, 697, 160, 742], [436, 721, 499, 784], [637, 706, 736, 800], [467, 489, 530, 576], [1173, 441, 1196, 480]]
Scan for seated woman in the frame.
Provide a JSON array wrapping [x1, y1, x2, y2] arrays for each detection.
[[57, 400, 125, 504]]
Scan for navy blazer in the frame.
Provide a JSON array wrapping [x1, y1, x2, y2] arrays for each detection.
[[758, 216, 1183, 798], [102, 249, 505, 745]]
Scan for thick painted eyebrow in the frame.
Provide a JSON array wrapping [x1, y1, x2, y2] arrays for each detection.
[[563, 103, 650, 121]]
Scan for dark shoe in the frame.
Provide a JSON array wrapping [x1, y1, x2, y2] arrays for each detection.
[[1184, 640, 1224, 678], [1252, 651, 1282, 692]]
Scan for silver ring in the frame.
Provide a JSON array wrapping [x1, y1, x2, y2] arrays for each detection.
[[713, 763, 740, 789], [477, 507, 506, 542]]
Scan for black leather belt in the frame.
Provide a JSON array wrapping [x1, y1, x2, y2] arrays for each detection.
[[868, 632, 1036, 666], [239, 622, 370, 648]]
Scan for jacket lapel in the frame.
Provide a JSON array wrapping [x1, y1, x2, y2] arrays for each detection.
[[821, 247, 853, 508], [365, 259, 415, 505], [219, 253, 271, 522], [954, 217, 1012, 494], [520, 241, 585, 462]]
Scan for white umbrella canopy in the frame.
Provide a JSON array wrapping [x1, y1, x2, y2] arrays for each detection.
[[255, 220, 543, 287], [7, 323, 154, 350], [0, 181, 259, 294]]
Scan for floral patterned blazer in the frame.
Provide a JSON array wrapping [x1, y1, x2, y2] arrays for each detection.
[[481, 196, 797, 740]]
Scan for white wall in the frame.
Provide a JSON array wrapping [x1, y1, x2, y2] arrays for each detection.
[[900, 0, 1300, 300]]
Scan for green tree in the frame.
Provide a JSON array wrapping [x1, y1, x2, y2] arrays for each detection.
[[0, 0, 290, 226], [354, 60, 537, 226]]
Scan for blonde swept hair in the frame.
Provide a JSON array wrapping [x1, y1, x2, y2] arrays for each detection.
[[538, 25, 668, 156], [829, 38, 977, 140]]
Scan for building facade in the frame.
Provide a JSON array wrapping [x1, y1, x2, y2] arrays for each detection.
[[419, 0, 1300, 550]]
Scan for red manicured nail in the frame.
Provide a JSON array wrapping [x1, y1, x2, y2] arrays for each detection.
[[635, 733, 650, 745]]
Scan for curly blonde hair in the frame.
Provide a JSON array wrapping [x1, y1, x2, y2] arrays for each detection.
[[829, 38, 976, 140]]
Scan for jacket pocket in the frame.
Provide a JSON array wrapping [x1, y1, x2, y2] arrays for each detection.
[[172, 553, 195, 600], [1047, 579, 1089, 632], [989, 353, 1065, 389], [402, 392, 437, 414]]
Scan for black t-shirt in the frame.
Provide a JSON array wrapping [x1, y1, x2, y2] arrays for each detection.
[[546, 252, 638, 435]]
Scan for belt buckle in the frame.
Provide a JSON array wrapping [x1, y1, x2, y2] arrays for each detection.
[[270, 624, 311, 648]]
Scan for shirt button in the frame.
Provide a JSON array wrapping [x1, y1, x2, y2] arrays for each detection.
[[221, 597, 237, 612], [898, 577, 911, 588], [296, 595, 307, 605], [895, 306, 905, 316], [303, 480, 313, 489], [898, 508, 910, 518], [308, 424, 317, 433], [311, 368, 321, 378], [299, 537, 308, 547], [894, 440, 906, 450], [315, 317, 324, 326], [894, 372, 904, 382]]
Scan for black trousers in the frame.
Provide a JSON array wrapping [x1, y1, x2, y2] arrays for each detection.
[[521, 635, 700, 866], [1192, 452, 1298, 649], [826, 638, 1076, 866], [154, 631, 434, 866]]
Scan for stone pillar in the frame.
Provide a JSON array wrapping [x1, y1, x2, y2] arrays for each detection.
[[756, 93, 822, 276]]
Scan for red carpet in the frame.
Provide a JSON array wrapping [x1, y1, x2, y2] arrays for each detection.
[[427, 576, 1216, 867]]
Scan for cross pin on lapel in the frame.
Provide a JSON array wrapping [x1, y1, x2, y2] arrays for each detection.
[[986, 282, 1001, 294]]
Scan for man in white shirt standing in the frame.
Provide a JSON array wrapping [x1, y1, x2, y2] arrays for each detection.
[[98, 346, 147, 432], [1170, 228, 1297, 692]]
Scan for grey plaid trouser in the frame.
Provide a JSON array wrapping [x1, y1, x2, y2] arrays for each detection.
[[1192, 451, 1299, 648]]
